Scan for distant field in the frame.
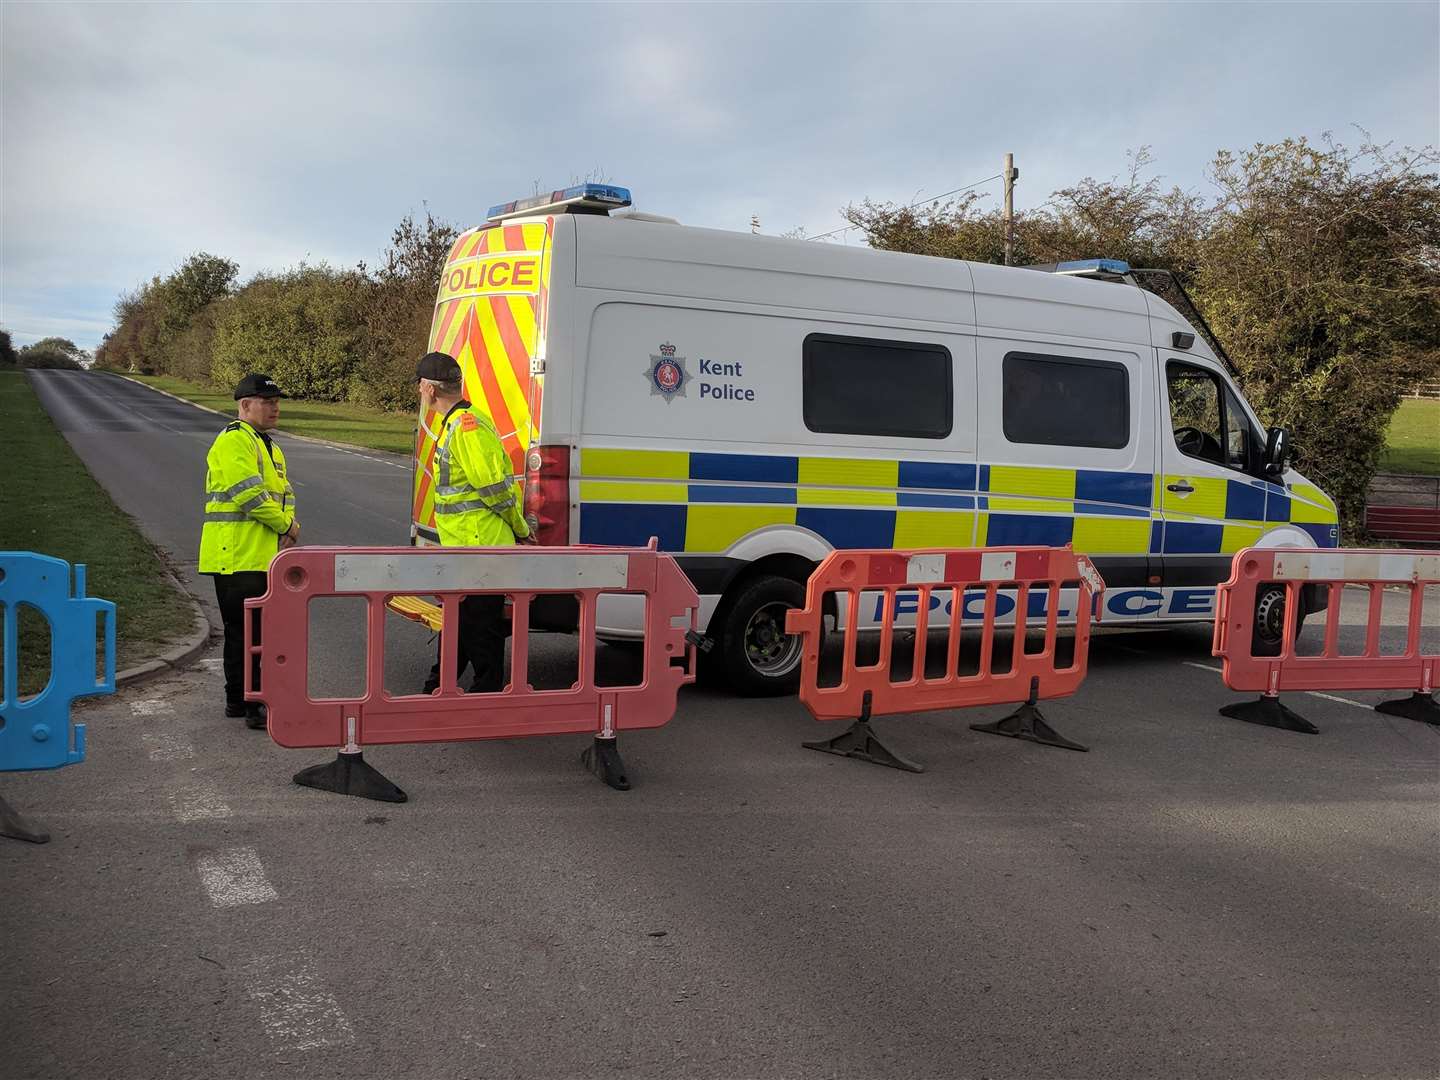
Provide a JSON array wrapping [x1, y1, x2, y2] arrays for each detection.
[[1379, 398, 1439, 475], [126, 374, 417, 455]]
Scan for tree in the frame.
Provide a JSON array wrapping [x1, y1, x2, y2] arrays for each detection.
[[0, 328, 16, 368], [1197, 136, 1440, 524], [94, 253, 237, 376], [843, 149, 1207, 276], [841, 138, 1440, 530], [17, 336, 87, 370], [211, 264, 365, 400], [351, 208, 459, 411]]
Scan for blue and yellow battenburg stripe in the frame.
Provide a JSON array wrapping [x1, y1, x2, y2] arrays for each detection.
[[576, 449, 1339, 555]]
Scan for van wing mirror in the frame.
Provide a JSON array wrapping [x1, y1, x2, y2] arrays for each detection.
[[1264, 427, 1290, 476]]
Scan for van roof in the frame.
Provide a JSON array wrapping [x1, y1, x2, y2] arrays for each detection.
[[562, 214, 1214, 358]]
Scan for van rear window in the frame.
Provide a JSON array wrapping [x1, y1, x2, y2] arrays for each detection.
[[1001, 352, 1129, 449], [803, 334, 952, 439]]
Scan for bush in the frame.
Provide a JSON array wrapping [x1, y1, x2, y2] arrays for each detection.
[[17, 337, 87, 370], [211, 265, 365, 399], [844, 137, 1440, 532], [351, 209, 458, 411]]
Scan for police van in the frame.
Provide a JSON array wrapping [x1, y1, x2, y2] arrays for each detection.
[[410, 183, 1339, 695]]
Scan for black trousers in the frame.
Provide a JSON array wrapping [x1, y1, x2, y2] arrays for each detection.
[[212, 571, 268, 708], [425, 593, 507, 693]]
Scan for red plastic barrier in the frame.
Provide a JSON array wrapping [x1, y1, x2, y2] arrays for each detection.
[[784, 546, 1105, 764], [244, 543, 699, 750], [1212, 547, 1440, 731]]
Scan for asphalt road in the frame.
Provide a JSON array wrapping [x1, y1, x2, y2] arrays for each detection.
[[4, 371, 1438, 1080]]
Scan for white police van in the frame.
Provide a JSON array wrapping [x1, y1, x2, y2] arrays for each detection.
[[412, 184, 1339, 695]]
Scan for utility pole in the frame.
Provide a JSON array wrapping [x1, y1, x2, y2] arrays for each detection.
[[1003, 153, 1018, 266]]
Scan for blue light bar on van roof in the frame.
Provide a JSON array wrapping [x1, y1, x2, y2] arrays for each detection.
[[487, 183, 632, 222], [1053, 258, 1131, 275]]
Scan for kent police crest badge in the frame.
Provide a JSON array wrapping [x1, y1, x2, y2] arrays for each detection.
[[644, 342, 688, 402]]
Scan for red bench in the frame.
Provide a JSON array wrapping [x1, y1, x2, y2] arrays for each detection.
[[1365, 505, 1440, 546]]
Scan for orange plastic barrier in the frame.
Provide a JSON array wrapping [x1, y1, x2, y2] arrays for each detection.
[[244, 542, 700, 797], [1213, 547, 1440, 732], [785, 546, 1105, 769]]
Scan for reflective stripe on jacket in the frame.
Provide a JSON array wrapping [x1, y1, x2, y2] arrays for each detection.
[[198, 420, 295, 574], [432, 402, 529, 547]]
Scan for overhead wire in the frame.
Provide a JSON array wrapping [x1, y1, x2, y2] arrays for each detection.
[[804, 172, 1005, 242]]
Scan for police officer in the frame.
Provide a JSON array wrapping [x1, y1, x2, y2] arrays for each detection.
[[416, 352, 529, 693], [198, 373, 299, 728]]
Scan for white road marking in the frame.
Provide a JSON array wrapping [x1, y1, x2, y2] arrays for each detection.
[[197, 658, 224, 672], [170, 779, 233, 822], [141, 733, 194, 761], [245, 954, 356, 1050], [195, 847, 278, 908], [1306, 690, 1372, 710], [131, 699, 175, 717], [1183, 660, 1371, 709]]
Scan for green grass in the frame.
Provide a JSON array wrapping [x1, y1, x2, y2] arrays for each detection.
[[127, 374, 418, 455], [1, 372, 194, 694], [1379, 398, 1440, 475]]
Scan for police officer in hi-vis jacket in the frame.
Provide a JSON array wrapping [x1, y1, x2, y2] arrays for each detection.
[[198, 373, 299, 728]]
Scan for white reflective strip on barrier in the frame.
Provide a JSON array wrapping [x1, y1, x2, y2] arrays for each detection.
[[333, 552, 631, 593], [1272, 551, 1436, 582], [906, 554, 946, 585], [1380, 553, 1424, 580], [1076, 557, 1105, 596], [980, 551, 1018, 581]]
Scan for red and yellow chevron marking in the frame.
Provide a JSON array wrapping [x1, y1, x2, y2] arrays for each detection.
[[411, 218, 554, 535]]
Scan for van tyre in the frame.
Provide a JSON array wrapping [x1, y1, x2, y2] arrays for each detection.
[[1252, 584, 1300, 658], [715, 574, 808, 697]]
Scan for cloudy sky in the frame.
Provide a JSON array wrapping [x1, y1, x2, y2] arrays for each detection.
[[2, 1, 1436, 350]]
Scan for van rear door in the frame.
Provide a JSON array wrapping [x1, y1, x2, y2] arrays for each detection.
[[411, 218, 556, 543]]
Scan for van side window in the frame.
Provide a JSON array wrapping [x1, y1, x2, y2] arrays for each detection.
[[1167, 362, 1255, 471], [802, 334, 952, 439], [1000, 353, 1129, 449]]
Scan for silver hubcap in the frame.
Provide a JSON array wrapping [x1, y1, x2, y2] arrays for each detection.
[[1256, 587, 1286, 643], [744, 601, 803, 676]]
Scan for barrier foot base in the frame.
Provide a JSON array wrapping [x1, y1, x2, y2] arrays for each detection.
[[970, 701, 1089, 752], [0, 794, 51, 844], [1375, 692, 1440, 726], [803, 719, 925, 773], [582, 736, 630, 791], [293, 751, 408, 803], [1219, 695, 1318, 735]]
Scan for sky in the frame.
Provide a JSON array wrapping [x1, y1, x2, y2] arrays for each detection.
[[2, 1, 1436, 351]]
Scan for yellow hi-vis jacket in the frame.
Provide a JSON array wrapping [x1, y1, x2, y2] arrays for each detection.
[[198, 420, 295, 574], [433, 401, 529, 547]]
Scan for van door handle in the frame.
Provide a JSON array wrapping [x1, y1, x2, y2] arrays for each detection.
[[1166, 481, 1195, 494]]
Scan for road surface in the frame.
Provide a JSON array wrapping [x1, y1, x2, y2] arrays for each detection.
[[4, 369, 1437, 1080]]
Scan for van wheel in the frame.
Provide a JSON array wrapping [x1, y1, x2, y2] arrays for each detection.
[[715, 575, 808, 697], [1251, 585, 1296, 657]]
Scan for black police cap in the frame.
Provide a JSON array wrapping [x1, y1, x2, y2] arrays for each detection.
[[415, 351, 463, 383], [234, 373, 284, 400]]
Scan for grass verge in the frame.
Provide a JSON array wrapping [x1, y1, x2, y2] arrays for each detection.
[[1, 372, 195, 694], [127, 373, 417, 455], [1379, 399, 1439, 475]]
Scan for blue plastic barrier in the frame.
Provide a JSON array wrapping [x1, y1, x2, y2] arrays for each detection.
[[1, 551, 115, 772]]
